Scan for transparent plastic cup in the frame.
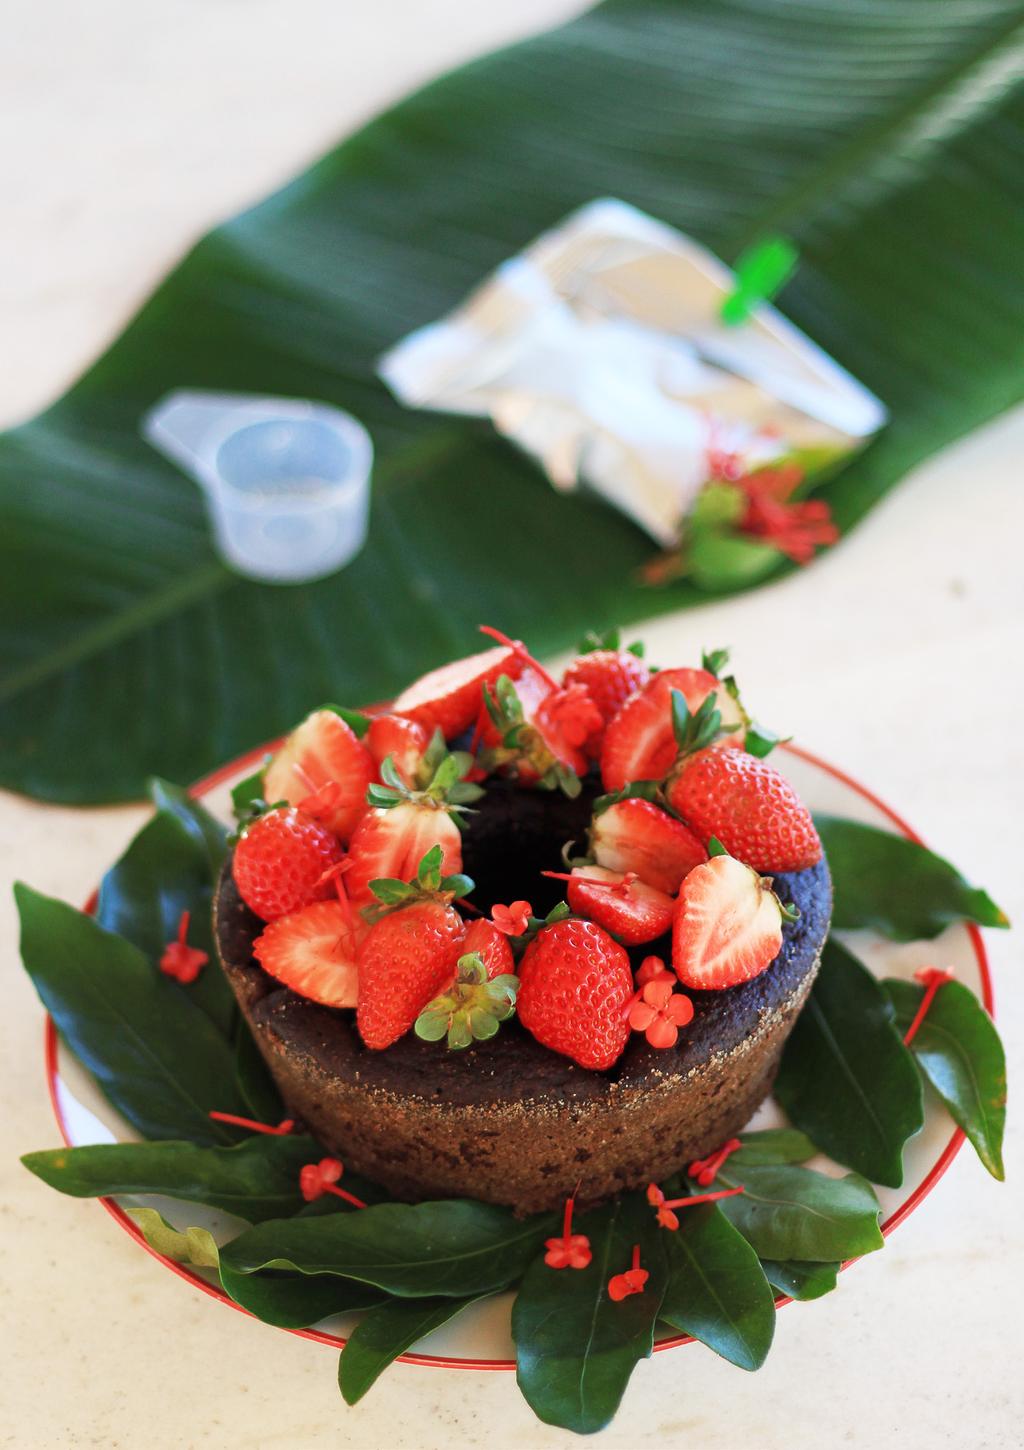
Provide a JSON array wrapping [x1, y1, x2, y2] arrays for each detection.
[[142, 391, 373, 583]]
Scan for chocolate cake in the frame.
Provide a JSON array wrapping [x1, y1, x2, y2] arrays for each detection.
[[215, 773, 831, 1214]]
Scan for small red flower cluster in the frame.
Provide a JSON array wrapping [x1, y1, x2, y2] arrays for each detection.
[[903, 965, 955, 1045], [491, 900, 533, 937], [733, 463, 839, 565], [299, 1156, 367, 1209], [625, 956, 694, 1049], [689, 1136, 742, 1186], [608, 1244, 648, 1301], [159, 910, 208, 984], [544, 1195, 592, 1270]]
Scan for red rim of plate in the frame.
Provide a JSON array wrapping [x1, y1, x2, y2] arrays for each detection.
[[43, 739, 994, 1372]]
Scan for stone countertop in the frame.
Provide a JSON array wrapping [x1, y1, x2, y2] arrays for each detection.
[[2, 2, 1021, 1445]]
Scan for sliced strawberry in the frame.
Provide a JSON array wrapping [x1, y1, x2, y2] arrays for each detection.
[[561, 866, 674, 946], [253, 900, 359, 1008], [460, 916, 516, 979], [233, 807, 344, 922], [561, 649, 651, 754], [345, 802, 463, 907], [263, 709, 373, 844], [366, 713, 431, 787], [600, 668, 744, 792], [393, 644, 522, 738], [590, 797, 707, 895], [671, 854, 784, 990], [665, 748, 821, 873]]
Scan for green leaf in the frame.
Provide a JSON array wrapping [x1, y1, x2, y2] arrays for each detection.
[[321, 704, 372, 738], [775, 940, 924, 1186], [659, 1205, 775, 1370], [16, 884, 246, 1144], [221, 1199, 556, 1298], [219, 1262, 386, 1329], [744, 722, 785, 759], [815, 816, 1008, 939], [232, 1017, 285, 1124], [231, 768, 267, 821], [731, 1129, 817, 1167], [883, 978, 1006, 1180], [95, 807, 236, 1038], [338, 1294, 486, 1404], [512, 1193, 667, 1435], [760, 1259, 840, 1301], [688, 531, 785, 592], [5, 1, 1024, 803], [126, 1208, 220, 1269], [715, 1163, 883, 1261], [148, 779, 228, 877], [21, 1134, 317, 1222]]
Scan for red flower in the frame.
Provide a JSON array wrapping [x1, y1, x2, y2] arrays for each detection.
[[159, 910, 208, 984], [688, 1137, 742, 1186], [635, 954, 673, 988], [735, 463, 839, 565], [608, 1244, 648, 1301], [647, 1180, 745, 1230], [545, 1194, 592, 1270], [491, 900, 533, 937], [903, 966, 956, 1045], [299, 1158, 367, 1208], [538, 685, 604, 750], [628, 977, 695, 1048], [208, 1111, 294, 1136]]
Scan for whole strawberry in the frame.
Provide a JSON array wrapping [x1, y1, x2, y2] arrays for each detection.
[[356, 846, 471, 1050], [666, 748, 821, 873], [561, 648, 650, 753], [516, 918, 633, 1071], [233, 807, 343, 922]]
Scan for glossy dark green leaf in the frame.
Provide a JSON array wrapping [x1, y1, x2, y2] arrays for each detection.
[[232, 1018, 285, 1124], [659, 1205, 775, 1370], [338, 1294, 486, 1404], [221, 1199, 555, 1298], [231, 767, 268, 821], [883, 978, 1006, 1180], [95, 807, 236, 1038], [16, 884, 246, 1144], [21, 1134, 316, 1222], [3, 1, 1024, 802], [815, 816, 1008, 940], [775, 939, 923, 1186], [126, 1207, 220, 1268], [761, 1259, 840, 1301], [148, 779, 228, 876], [512, 1192, 666, 1435], [731, 1129, 816, 1167], [220, 1262, 387, 1328], [716, 1163, 883, 1261]]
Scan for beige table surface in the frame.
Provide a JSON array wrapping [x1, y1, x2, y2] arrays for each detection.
[[2, 3, 1021, 1446]]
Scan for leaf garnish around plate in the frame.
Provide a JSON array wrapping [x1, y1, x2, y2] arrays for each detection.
[[883, 978, 1006, 1180], [775, 939, 923, 1187], [16, 885, 247, 1145], [219, 1262, 388, 1329], [511, 1192, 667, 1435], [731, 1129, 817, 1167], [148, 778, 229, 877], [814, 816, 1008, 940], [221, 1199, 556, 1298], [714, 1163, 884, 1261], [21, 1135, 319, 1223], [659, 1203, 775, 1370], [126, 1207, 220, 1269], [338, 1294, 488, 1404], [95, 803, 236, 1039], [760, 1259, 840, 1301]]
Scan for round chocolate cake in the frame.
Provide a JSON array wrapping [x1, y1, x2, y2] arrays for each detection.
[[215, 773, 831, 1214]]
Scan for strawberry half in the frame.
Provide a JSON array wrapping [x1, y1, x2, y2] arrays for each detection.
[[253, 900, 359, 1008], [366, 713, 431, 787], [600, 668, 744, 792], [590, 797, 707, 895], [555, 866, 674, 946], [665, 748, 821, 873], [264, 708, 374, 844], [516, 918, 633, 1071], [393, 644, 522, 738], [233, 806, 344, 922], [346, 802, 463, 908], [671, 853, 787, 990]]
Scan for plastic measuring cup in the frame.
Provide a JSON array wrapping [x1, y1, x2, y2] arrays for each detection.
[[142, 390, 373, 583]]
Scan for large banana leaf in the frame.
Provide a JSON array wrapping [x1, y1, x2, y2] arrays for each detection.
[[4, 0, 1024, 802]]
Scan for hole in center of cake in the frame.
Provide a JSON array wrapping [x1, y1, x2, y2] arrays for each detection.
[[458, 773, 604, 916]]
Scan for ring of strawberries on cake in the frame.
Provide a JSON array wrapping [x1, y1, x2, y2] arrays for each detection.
[[214, 627, 830, 1214]]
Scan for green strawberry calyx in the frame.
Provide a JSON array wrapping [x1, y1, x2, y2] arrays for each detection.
[[480, 676, 582, 799], [366, 729, 484, 813], [414, 952, 520, 1050], [363, 845, 475, 923]]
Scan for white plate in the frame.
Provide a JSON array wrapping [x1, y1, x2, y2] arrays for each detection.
[[47, 741, 991, 1369]]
